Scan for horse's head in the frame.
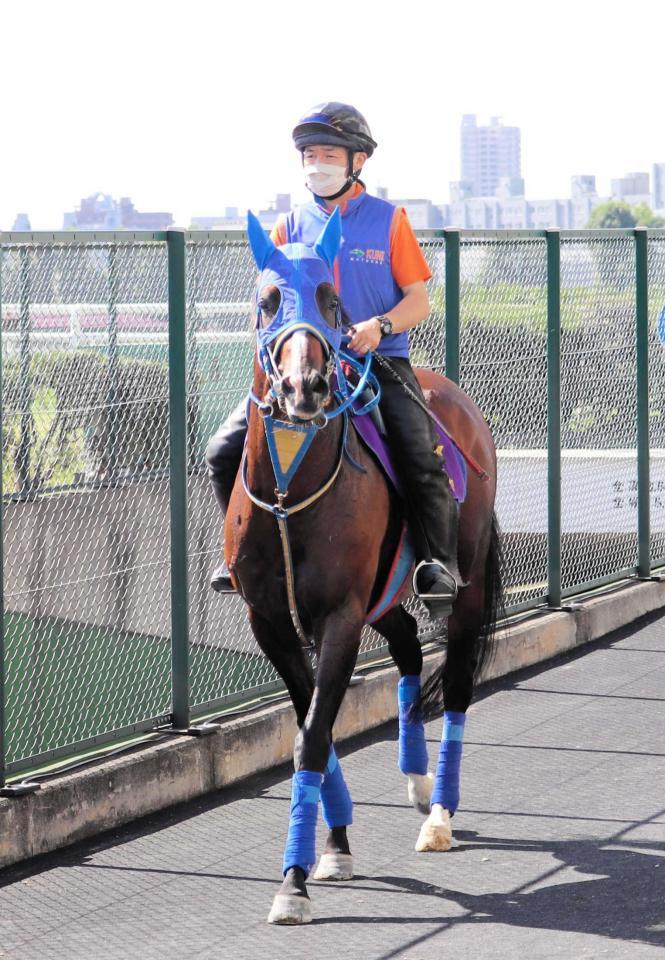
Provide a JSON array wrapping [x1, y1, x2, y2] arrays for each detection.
[[247, 209, 343, 423]]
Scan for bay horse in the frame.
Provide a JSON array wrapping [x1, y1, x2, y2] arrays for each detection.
[[222, 210, 502, 925]]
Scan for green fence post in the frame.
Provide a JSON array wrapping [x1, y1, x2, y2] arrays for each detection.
[[444, 228, 460, 383], [107, 245, 119, 480], [547, 229, 562, 608], [167, 229, 190, 730], [635, 227, 651, 578], [186, 241, 200, 471], [0, 242, 5, 788], [17, 248, 31, 496]]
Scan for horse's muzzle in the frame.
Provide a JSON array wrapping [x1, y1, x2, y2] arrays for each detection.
[[281, 371, 330, 420]]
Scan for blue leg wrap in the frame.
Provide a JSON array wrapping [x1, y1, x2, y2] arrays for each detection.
[[321, 747, 353, 828], [398, 675, 428, 775], [431, 710, 466, 814], [282, 770, 322, 877]]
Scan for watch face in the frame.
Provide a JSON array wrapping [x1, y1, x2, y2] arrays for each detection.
[[380, 318, 393, 337]]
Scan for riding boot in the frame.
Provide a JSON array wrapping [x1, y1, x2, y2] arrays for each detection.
[[205, 398, 248, 593], [373, 357, 462, 618]]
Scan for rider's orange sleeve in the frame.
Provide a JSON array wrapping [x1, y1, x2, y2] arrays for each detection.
[[270, 216, 288, 246], [389, 207, 433, 288]]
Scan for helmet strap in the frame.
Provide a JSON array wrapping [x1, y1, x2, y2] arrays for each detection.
[[300, 148, 364, 202]]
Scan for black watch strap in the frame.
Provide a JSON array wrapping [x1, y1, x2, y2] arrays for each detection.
[[378, 315, 393, 338]]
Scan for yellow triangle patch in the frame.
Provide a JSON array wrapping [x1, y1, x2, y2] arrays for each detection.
[[273, 426, 310, 475]]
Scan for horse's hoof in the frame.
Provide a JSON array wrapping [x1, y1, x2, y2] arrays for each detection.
[[415, 805, 453, 852], [407, 772, 434, 815], [267, 893, 312, 925], [312, 852, 354, 881]]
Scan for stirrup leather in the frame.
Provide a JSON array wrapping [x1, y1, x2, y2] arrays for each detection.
[[412, 559, 459, 602]]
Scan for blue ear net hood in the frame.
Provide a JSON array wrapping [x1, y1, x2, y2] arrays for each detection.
[[247, 209, 344, 357]]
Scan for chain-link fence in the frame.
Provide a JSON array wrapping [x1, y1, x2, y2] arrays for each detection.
[[1, 226, 664, 784]]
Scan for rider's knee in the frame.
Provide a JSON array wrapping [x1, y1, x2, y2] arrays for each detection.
[[205, 435, 223, 473]]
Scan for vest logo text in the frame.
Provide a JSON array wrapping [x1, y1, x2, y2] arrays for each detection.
[[349, 247, 386, 264]]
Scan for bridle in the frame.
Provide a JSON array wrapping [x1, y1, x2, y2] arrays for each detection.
[[243, 305, 381, 649]]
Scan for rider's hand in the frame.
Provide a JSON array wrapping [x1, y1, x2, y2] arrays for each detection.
[[347, 318, 382, 355]]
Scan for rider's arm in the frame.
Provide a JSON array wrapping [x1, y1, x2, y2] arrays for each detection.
[[381, 280, 429, 332], [347, 207, 432, 354]]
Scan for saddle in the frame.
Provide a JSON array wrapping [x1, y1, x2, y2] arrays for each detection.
[[347, 389, 468, 624]]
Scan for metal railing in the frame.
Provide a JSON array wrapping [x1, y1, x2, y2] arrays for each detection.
[[1, 225, 665, 787]]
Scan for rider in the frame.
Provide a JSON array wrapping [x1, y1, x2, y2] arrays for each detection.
[[206, 102, 461, 612]]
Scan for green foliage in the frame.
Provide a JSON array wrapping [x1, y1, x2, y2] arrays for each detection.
[[586, 201, 636, 229], [586, 200, 665, 230], [632, 203, 665, 227], [2, 351, 200, 495]]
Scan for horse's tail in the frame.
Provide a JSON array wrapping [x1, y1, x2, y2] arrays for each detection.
[[477, 512, 505, 675], [418, 513, 505, 720]]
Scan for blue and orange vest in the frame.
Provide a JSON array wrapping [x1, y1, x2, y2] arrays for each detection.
[[280, 192, 410, 359]]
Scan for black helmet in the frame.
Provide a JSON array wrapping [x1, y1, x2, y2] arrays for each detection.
[[292, 102, 377, 157]]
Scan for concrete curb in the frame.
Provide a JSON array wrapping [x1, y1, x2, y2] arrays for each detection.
[[2, 577, 664, 870]]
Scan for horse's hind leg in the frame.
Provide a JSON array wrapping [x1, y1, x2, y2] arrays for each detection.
[[373, 605, 433, 815], [311, 747, 354, 882], [415, 579, 485, 853]]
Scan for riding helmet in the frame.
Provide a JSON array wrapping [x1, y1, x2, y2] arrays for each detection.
[[292, 102, 378, 157]]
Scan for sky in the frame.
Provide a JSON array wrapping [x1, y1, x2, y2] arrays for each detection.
[[2, 0, 665, 229]]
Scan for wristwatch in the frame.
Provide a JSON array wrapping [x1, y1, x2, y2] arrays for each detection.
[[377, 315, 393, 338]]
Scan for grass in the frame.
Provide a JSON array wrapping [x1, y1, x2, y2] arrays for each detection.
[[4, 610, 267, 767]]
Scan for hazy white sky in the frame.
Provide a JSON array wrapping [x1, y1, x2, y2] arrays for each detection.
[[2, 0, 664, 229]]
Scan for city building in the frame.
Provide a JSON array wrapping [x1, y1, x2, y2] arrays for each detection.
[[610, 171, 650, 207], [571, 175, 597, 199], [439, 173, 600, 230], [11, 213, 31, 231], [190, 194, 292, 230], [653, 163, 665, 212], [63, 193, 173, 230], [388, 198, 443, 229], [458, 114, 521, 198]]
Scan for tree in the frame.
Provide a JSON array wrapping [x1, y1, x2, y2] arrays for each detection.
[[632, 203, 665, 228], [586, 201, 636, 229]]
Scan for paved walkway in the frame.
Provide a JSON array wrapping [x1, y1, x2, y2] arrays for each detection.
[[2, 611, 665, 960]]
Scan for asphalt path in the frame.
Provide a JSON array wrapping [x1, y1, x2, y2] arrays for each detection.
[[1, 609, 664, 959]]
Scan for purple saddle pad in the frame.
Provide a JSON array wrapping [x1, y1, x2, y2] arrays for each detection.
[[350, 401, 467, 504]]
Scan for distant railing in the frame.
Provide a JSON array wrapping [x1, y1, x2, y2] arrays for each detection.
[[1, 225, 665, 788]]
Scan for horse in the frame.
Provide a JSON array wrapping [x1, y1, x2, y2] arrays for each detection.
[[222, 209, 503, 925]]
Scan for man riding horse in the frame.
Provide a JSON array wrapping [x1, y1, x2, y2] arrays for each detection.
[[207, 101, 461, 614]]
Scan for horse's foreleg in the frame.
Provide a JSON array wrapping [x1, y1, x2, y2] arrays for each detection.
[[246, 610, 318, 924], [374, 605, 433, 814], [269, 607, 363, 924], [247, 609, 314, 725]]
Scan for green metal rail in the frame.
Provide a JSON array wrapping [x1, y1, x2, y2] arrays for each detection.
[[1, 226, 665, 789]]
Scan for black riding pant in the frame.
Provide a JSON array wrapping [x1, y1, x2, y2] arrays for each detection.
[[205, 357, 458, 566]]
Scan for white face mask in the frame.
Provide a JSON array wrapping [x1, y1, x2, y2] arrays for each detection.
[[304, 161, 349, 198]]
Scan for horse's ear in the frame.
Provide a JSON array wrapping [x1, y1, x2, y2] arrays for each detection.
[[313, 206, 342, 269], [247, 210, 277, 269]]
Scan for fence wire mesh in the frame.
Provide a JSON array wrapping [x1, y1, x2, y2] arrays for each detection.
[[559, 237, 637, 592], [1, 229, 663, 775], [183, 239, 277, 711], [1, 241, 172, 767], [459, 238, 548, 608]]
